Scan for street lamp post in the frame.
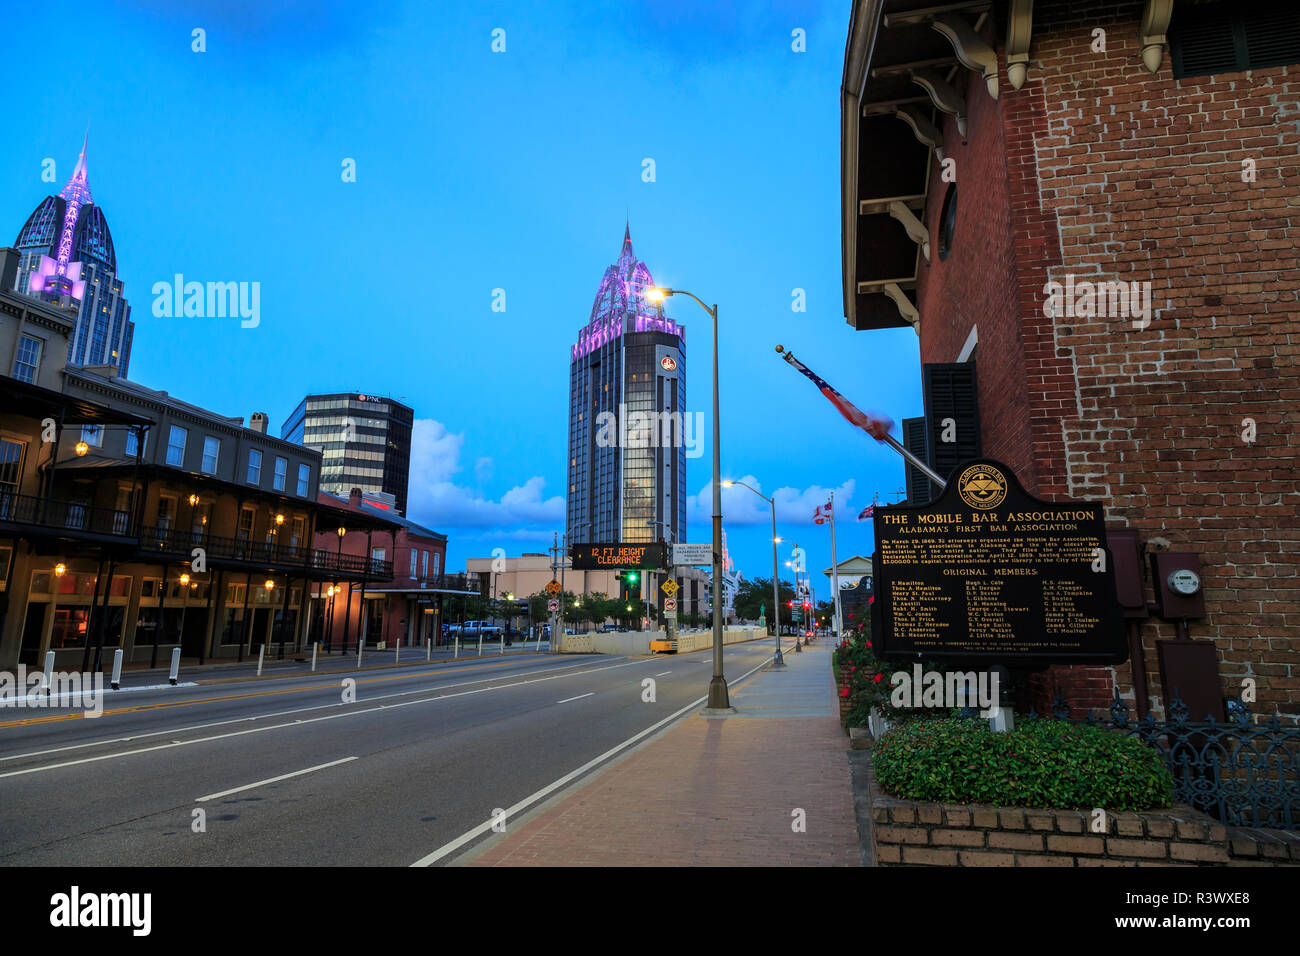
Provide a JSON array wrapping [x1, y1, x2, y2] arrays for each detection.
[[722, 480, 784, 669], [647, 285, 730, 711]]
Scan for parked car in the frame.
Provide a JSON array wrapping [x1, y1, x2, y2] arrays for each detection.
[[446, 620, 502, 637]]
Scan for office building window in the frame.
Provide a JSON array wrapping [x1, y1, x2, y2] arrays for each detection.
[[297, 463, 310, 496], [202, 436, 220, 475], [273, 456, 287, 491], [81, 424, 104, 447], [432, 552, 440, 577], [125, 428, 142, 459], [13, 335, 42, 383], [166, 426, 187, 466], [422, 550, 429, 579], [410, 549, 418, 580], [247, 449, 262, 484]]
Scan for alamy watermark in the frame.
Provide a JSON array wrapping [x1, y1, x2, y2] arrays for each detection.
[[594, 403, 704, 458], [151, 275, 260, 328], [0, 666, 103, 717], [889, 665, 1000, 717], [1043, 274, 1152, 329]]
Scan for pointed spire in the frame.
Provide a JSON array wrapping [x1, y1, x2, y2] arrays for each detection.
[[59, 130, 93, 205]]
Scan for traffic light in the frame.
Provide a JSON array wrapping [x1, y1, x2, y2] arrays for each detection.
[[626, 571, 639, 585]]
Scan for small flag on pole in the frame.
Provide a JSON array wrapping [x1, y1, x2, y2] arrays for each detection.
[[858, 505, 874, 521]]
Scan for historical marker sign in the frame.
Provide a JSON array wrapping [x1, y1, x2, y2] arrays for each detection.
[[871, 458, 1127, 665], [570, 543, 666, 571]]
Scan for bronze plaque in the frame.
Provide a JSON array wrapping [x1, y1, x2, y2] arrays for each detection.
[[871, 458, 1127, 664]]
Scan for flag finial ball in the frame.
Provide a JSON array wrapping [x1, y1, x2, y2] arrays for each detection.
[[775, 344, 784, 353]]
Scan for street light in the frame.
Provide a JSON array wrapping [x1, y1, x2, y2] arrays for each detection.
[[647, 285, 731, 712], [722, 479, 784, 669]]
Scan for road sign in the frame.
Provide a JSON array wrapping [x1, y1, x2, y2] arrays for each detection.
[[569, 543, 666, 570], [671, 543, 712, 567], [664, 597, 677, 611], [661, 578, 678, 596], [547, 599, 559, 613], [545, 579, 562, 596]]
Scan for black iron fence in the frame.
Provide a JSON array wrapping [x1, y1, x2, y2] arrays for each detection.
[[1046, 689, 1300, 829], [137, 525, 393, 577], [0, 490, 134, 538]]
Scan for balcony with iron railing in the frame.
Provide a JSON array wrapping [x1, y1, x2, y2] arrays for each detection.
[[0, 490, 135, 539], [137, 525, 394, 578]]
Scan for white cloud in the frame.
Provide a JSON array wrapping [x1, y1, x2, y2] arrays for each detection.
[[407, 419, 563, 529], [688, 476, 858, 526]]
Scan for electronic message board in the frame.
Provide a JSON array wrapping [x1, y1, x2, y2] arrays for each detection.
[[871, 459, 1127, 665], [569, 543, 667, 571]]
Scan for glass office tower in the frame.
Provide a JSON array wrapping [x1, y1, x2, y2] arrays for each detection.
[[567, 225, 687, 548]]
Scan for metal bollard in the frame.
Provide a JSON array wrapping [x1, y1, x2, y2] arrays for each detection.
[[357, 638, 365, 668], [454, 635, 460, 658], [43, 650, 55, 696], [477, 632, 483, 657], [426, 637, 432, 661], [499, 632, 505, 656], [169, 647, 181, 685], [312, 642, 318, 672], [395, 640, 400, 665], [256, 645, 265, 676], [110, 649, 123, 690]]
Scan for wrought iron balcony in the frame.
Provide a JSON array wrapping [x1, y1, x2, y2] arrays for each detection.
[[0, 490, 134, 538], [137, 525, 394, 578]]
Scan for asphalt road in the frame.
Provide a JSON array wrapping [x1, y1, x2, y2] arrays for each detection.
[[0, 639, 792, 865]]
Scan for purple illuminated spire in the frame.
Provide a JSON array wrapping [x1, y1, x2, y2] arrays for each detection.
[[572, 223, 683, 360], [54, 133, 93, 278]]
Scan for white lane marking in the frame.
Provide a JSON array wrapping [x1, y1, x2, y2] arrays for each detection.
[[655, 671, 672, 677], [410, 652, 779, 867], [0, 656, 678, 779], [0, 656, 637, 764], [195, 757, 356, 802], [556, 693, 594, 704]]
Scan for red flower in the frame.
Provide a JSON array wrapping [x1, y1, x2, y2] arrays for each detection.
[[865, 641, 872, 649], [873, 673, 883, 683], [840, 687, 849, 698]]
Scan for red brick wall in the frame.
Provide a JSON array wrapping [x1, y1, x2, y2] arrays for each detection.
[[913, 1, 1300, 719], [917, 55, 1037, 484]]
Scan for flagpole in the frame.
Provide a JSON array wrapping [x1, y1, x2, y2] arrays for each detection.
[[829, 489, 843, 639], [775, 344, 948, 489]]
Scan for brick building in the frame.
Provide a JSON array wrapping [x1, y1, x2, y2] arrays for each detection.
[[841, 1, 1298, 718], [309, 489, 478, 651]]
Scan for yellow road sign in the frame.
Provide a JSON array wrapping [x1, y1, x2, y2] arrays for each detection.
[[545, 579, 562, 596], [661, 579, 678, 596]]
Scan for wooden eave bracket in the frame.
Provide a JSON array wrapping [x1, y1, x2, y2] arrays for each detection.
[[889, 200, 931, 262], [1005, 0, 1034, 90], [884, 283, 921, 333], [910, 68, 968, 138], [856, 279, 921, 333], [895, 104, 945, 160], [1139, 0, 1175, 73], [931, 12, 999, 99]]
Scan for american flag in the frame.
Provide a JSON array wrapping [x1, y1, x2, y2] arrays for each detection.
[[858, 505, 874, 521], [778, 349, 894, 441]]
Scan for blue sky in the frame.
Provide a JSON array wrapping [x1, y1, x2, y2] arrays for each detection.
[[1, 0, 923, 594]]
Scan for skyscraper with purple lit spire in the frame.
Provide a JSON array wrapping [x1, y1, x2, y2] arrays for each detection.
[[12, 136, 134, 377], [567, 225, 687, 549]]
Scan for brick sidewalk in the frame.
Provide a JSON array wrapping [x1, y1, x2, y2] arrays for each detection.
[[466, 641, 859, 866]]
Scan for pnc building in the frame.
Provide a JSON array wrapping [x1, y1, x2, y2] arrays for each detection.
[[566, 226, 687, 550], [282, 393, 414, 515]]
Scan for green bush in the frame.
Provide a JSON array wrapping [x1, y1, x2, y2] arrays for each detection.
[[873, 716, 1174, 811]]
